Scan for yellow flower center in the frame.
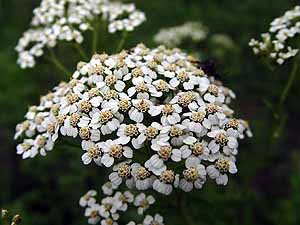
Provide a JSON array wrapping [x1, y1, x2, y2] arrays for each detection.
[[79, 127, 90, 140], [89, 64, 104, 76], [79, 101, 92, 113], [191, 112, 205, 122], [159, 170, 175, 183], [215, 133, 228, 146], [118, 99, 131, 112], [136, 82, 149, 93], [87, 147, 101, 158], [177, 71, 189, 82], [145, 127, 158, 140], [109, 144, 123, 158], [167, 63, 176, 71], [178, 91, 196, 107], [191, 143, 204, 156], [104, 90, 117, 100], [47, 123, 55, 135], [70, 113, 80, 127], [136, 167, 151, 180], [207, 84, 219, 96], [99, 110, 113, 124], [154, 80, 169, 92], [67, 93, 79, 104], [88, 88, 100, 98], [105, 75, 117, 86], [132, 67, 143, 77], [158, 146, 172, 160], [224, 119, 239, 130], [206, 103, 218, 114], [136, 99, 150, 112], [183, 167, 199, 182], [124, 124, 139, 137], [117, 164, 131, 177], [169, 126, 183, 137], [162, 104, 174, 116], [215, 159, 230, 173]]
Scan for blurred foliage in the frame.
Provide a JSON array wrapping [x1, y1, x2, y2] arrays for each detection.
[[1, 0, 300, 225]]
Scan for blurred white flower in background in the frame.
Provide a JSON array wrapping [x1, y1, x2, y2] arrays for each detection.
[[15, 0, 146, 69], [249, 5, 300, 65], [154, 22, 208, 47]]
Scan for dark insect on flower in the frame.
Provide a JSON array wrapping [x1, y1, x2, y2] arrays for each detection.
[[198, 60, 221, 79]]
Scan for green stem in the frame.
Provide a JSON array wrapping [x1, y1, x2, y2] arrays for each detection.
[[47, 49, 71, 77], [73, 43, 89, 61], [279, 59, 298, 108], [272, 114, 287, 140], [116, 32, 128, 52], [92, 22, 99, 54], [271, 58, 298, 142]]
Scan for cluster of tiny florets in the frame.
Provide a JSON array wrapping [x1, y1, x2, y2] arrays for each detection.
[[15, 44, 252, 195], [249, 5, 300, 65], [153, 22, 208, 47], [15, 0, 146, 68], [80, 182, 163, 225]]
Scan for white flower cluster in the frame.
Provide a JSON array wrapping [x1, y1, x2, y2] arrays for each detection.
[[15, 44, 252, 195], [249, 5, 300, 65], [15, 0, 146, 69], [80, 182, 163, 225], [153, 22, 208, 47]]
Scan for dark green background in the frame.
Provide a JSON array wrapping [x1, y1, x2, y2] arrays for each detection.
[[1, 0, 300, 224]]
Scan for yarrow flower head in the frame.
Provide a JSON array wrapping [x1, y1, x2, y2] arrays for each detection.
[[249, 5, 300, 65], [153, 22, 208, 47], [15, 44, 252, 195], [80, 183, 164, 225], [15, 0, 146, 68]]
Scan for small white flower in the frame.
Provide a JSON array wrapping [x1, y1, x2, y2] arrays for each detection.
[[101, 182, 118, 196], [79, 190, 97, 207], [149, 104, 182, 126], [16, 139, 35, 159], [206, 156, 237, 185], [109, 161, 132, 186], [128, 99, 152, 123], [179, 162, 206, 192], [131, 163, 154, 190], [84, 203, 101, 225], [117, 124, 142, 149], [81, 140, 102, 166], [98, 139, 133, 167], [153, 170, 178, 195], [134, 193, 155, 215], [207, 129, 238, 155], [143, 214, 164, 225]]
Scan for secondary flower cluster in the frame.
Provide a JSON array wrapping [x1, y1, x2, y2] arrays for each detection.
[[15, 0, 146, 69], [80, 182, 164, 225], [15, 44, 251, 195], [249, 5, 300, 65], [154, 22, 208, 47]]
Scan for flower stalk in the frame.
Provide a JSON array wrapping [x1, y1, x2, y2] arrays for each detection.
[[73, 43, 89, 61], [116, 31, 128, 52], [47, 49, 71, 77], [279, 58, 298, 108]]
